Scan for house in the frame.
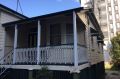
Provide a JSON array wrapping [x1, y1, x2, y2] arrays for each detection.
[[0, 4, 28, 60], [0, 6, 105, 79]]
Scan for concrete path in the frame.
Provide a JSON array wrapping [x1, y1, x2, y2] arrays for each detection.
[[106, 71, 120, 79]]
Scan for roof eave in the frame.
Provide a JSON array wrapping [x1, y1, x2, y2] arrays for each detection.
[[3, 7, 84, 27], [87, 9, 104, 39]]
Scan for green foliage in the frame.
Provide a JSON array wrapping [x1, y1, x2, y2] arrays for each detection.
[[35, 66, 53, 79], [111, 34, 120, 70]]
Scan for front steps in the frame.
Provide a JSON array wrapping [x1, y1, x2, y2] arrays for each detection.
[[0, 68, 11, 79]]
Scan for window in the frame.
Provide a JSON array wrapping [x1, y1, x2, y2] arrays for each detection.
[[101, 0, 104, 1], [115, 6, 118, 11], [108, 0, 110, 3], [114, 0, 117, 2], [66, 24, 73, 44], [50, 24, 61, 46], [108, 7, 111, 11], [110, 24, 113, 29], [28, 28, 37, 48], [91, 36, 94, 46], [117, 23, 120, 28], [111, 33, 114, 37], [110, 24, 114, 33], [109, 15, 112, 20], [116, 14, 119, 19], [103, 31, 108, 37]]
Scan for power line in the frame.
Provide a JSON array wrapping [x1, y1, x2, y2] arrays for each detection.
[[16, 0, 19, 11], [18, 0, 23, 14], [16, 0, 23, 14]]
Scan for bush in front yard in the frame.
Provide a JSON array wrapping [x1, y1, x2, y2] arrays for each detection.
[[110, 34, 120, 70]]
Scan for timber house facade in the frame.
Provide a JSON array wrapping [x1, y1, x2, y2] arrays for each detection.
[[0, 4, 105, 79]]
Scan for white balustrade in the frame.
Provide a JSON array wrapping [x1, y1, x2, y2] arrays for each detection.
[[39, 45, 74, 64], [0, 50, 13, 77], [0, 50, 13, 65], [15, 48, 37, 64], [78, 46, 88, 64], [14, 45, 88, 65]]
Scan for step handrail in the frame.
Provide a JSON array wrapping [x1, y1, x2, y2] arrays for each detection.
[[0, 49, 13, 63], [0, 68, 8, 77], [0, 49, 13, 78]]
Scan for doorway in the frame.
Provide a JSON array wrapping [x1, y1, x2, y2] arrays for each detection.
[[28, 28, 37, 48]]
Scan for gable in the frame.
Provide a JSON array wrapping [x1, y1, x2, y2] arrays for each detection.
[[0, 4, 28, 19], [0, 11, 20, 24]]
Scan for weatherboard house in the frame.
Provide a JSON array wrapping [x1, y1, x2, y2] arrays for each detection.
[[0, 4, 105, 79]]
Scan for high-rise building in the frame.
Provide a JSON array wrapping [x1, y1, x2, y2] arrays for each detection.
[[81, 0, 120, 67]]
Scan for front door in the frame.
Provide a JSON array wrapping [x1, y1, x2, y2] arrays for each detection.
[[50, 24, 61, 46], [28, 32, 37, 48]]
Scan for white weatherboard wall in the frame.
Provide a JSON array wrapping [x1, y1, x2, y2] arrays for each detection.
[[77, 12, 104, 65], [89, 20, 97, 65], [0, 11, 21, 59], [89, 20, 104, 65]]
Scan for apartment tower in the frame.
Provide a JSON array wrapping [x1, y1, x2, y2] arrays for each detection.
[[81, 0, 120, 67]]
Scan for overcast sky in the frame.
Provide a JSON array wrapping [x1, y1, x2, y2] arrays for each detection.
[[0, 0, 80, 17]]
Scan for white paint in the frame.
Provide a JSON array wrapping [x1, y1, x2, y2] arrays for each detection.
[[1, 63, 89, 73], [87, 17, 104, 65], [15, 46, 74, 64], [13, 25, 18, 64], [73, 11, 78, 67], [111, 0, 117, 36], [0, 10, 24, 60], [118, 0, 120, 21], [0, 11, 19, 24], [81, 0, 93, 8], [37, 20, 41, 64], [2, 29, 6, 63], [86, 27, 91, 64], [0, 11, 4, 60]]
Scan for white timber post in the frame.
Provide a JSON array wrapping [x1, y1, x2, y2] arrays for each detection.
[[73, 11, 78, 67], [13, 24, 18, 64], [37, 20, 41, 64]]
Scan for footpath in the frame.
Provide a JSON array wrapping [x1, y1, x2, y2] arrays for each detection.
[[106, 71, 120, 79]]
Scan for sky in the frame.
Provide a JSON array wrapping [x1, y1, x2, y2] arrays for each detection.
[[0, 0, 80, 17]]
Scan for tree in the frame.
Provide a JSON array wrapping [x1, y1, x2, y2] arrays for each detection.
[[110, 34, 120, 70], [35, 66, 53, 79]]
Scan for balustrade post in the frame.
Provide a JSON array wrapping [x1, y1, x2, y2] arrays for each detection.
[[73, 11, 78, 67], [37, 20, 41, 64], [13, 24, 18, 64]]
